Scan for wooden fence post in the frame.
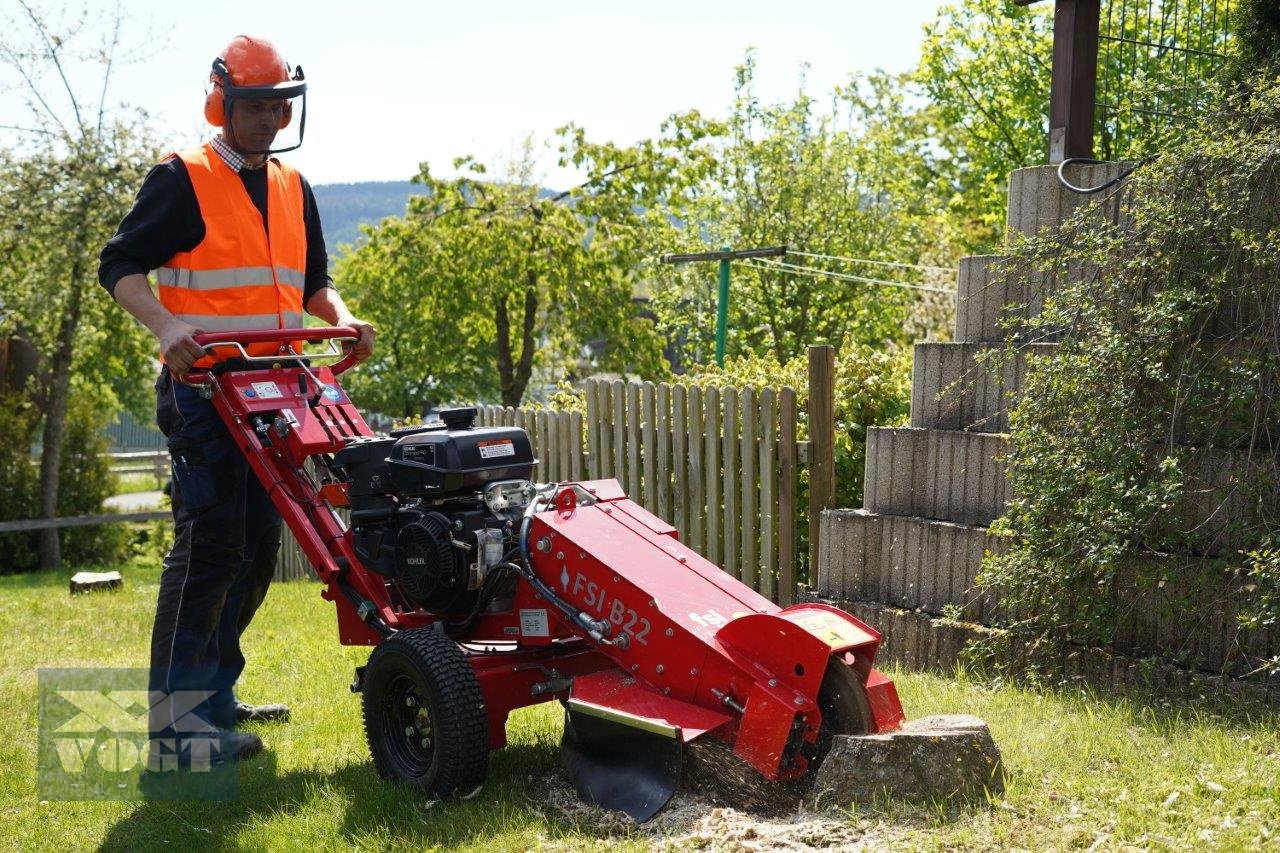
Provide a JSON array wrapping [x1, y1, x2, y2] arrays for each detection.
[[808, 345, 836, 582], [778, 387, 798, 605]]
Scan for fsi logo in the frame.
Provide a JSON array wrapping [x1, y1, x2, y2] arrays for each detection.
[[37, 668, 237, 801]]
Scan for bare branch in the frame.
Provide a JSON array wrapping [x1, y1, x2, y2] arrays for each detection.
[[95, 1, 123, 135], [17, 0, 84, 135]]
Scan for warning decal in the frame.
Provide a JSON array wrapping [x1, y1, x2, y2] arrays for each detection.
[[478, 439, 516, 459]]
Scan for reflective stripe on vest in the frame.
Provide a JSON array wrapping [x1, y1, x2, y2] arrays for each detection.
[[156, 141, 309, 366]]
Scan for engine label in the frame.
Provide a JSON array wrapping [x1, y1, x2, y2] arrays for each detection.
[[251, 381, 283, 399], [519, 608, 550, 637], [478, 439, 516, 459]]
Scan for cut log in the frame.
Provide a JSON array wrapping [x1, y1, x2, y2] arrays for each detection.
[[69, 570, 123, 595]]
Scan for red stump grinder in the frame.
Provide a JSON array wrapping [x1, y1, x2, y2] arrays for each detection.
[[185, 327, 905, 820]]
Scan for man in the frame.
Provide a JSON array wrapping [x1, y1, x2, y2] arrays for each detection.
[[98, 35, 375, 767]]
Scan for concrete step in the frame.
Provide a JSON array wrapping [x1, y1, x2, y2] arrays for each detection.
[[1006, 162, 1130, 239], [815, 509, 1004, 623], [815, 511, 1275, 674], [806, 595, 1280, 707], [863, 427, 1008, 527], [910, 341, 1058, 433]]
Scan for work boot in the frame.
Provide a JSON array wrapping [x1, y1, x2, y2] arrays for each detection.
[[145, 728, 264, 773], [234, 701, 290, 724]]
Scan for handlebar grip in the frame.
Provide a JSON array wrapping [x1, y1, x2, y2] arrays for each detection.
[[182, 326, 362, 385], [190, 326, 359, 348]]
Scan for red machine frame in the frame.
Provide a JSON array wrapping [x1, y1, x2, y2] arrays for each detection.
[[188, 327, 904, 785]]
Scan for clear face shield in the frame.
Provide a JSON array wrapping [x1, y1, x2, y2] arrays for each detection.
[[217, 63, 308, 157]]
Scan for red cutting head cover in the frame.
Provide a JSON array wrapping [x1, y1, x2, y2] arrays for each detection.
[[204, 35, 301, 128]]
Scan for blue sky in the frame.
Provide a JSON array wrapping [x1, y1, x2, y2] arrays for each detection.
[[3, 1, 951, 185]]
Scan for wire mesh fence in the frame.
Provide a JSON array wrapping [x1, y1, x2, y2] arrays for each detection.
[[1094, 0, 1234, 158]]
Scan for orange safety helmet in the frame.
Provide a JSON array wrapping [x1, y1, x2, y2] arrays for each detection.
[[204, 35, 307, 151]]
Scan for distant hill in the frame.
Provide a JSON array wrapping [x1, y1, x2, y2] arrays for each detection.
[[312, 180, 429, 254], [313, 180, 566, 257]]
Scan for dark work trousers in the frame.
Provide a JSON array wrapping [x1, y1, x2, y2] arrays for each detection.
[[149, 369, 282, 736]]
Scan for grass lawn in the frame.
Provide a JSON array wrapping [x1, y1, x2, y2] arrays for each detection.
[[2, 551, 1278, 851]]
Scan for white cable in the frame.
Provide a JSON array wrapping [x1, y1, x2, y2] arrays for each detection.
[[788, 249, 957, 275], [745, 257, 956, 295]]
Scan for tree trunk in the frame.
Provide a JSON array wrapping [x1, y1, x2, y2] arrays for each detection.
[[37, 272, 85, 569]]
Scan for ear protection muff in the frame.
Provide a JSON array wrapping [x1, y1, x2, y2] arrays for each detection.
[[203, 55, 297, 130], [203, 58, 230, 127]]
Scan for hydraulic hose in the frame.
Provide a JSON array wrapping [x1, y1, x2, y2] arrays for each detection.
[[1056, 156, 1155, 195]]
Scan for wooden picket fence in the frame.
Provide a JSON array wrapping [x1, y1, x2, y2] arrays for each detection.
[[476, 378, 802, 604]]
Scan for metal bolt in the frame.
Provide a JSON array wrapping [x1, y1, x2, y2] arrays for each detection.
[[405, 696, 417, 707], [794, 697, 804, 705], [665, 628, 674, 637], [613, 576, 620, 583], [656, 664, 665, 674], [649, 599, 657, 608], [421, 737, 431, 748], [603, 507, 612, 514], [631, 663, 638, 671], [690, 668, 698, 676], [677, 555, 688, 563], [579, 552, 586, 560], [404, 726, 415, 736], [664, 687, 671, 695], [556, 551, 564, 561], [537, 537, 552, 553], [768, 678, 778, 688]]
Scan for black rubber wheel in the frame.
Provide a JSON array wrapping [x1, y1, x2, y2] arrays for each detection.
[[361, 628, 489, 798], [805, 656, 876, 777]]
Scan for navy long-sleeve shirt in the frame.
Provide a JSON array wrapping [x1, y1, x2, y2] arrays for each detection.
[[97, 156, 334, 302]]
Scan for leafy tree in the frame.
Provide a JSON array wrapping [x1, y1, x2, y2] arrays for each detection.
[[337, 118, 720, 412], [0, 3, 157, 567], [650, 56, 946, 369]]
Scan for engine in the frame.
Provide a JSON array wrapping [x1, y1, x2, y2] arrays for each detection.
[[330, 407, 536, 615]]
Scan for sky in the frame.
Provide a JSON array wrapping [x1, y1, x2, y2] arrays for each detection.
[[2, 0, 951, 187]]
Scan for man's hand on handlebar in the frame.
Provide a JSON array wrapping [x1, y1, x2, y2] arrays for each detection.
[[159, 318, 206, 376], [340, 318, 376, 363]]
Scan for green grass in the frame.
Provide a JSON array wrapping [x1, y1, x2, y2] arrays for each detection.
[[111, 472, 166, 496], [2, 555, 1278, 850]]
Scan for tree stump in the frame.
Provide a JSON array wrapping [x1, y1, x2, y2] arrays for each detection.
[[811, 714, 1004, 804]]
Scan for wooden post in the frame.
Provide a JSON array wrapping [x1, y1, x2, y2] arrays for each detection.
[[611, 380, 626, 489], [672, 384, 688, 539], [739, 386, 757, 591], [759, 387, 777, 601], [641, 382, 657, 512], [687, 385, 705, 554], [807, 345, 836, 581], [586, 380, 600, 479], [656, 383, 672, 523], [778, 387, 798, 606], [704, 385, 721, 568], [722, 386, 739, 580], [1047, 0, 1100, 163]]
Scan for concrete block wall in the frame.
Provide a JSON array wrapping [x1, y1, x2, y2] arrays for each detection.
[[816, 161, 1274, 690]]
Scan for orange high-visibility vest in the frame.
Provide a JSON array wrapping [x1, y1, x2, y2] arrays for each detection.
[[156, 141, 307, 367]]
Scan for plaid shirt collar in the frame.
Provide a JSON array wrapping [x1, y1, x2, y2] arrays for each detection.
[[210, 135, 267, 172]]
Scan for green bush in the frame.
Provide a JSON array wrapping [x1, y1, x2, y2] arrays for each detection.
[[0, 390, 125, 574]]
